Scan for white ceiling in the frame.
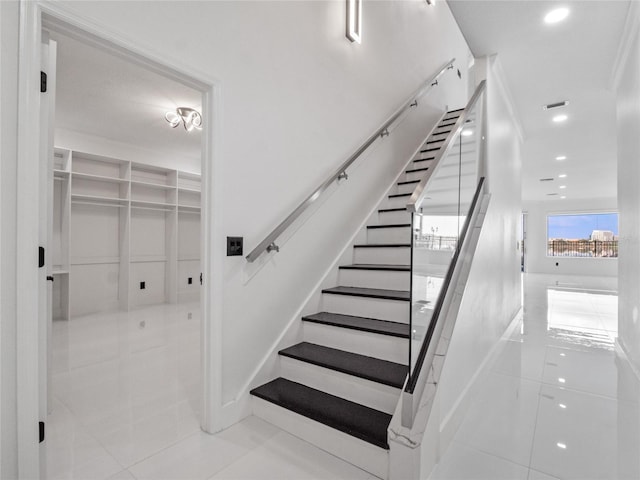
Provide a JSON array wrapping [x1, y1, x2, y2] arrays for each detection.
[[448, 0, 629, 203], [51, 31, 202, 161]]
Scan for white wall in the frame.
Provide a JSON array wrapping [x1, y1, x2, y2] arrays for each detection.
[[523, 198, 618, 277], [614, 2, 640, 375], [423, 55, 523, 472], [3, 0, 472, 447], [0, 0, 20, 477]]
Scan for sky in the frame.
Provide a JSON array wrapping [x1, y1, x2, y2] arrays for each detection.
[[547, 213, 618, 240]]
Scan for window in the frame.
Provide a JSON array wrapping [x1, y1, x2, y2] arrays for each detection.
[[547, 213, 618, 258]]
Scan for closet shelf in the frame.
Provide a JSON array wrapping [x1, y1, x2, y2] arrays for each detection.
[[131, 200, 176, 209], [71, 194, 128, 206], [131, 180, 177, 190], [72, 171, 129, 184], [53, 169, 70, 179], [178, 205, 201, 212], [178, 186, 201, 193]]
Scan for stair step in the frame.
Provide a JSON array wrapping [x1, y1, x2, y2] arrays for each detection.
[[378, 207, 406, 213], [439, 121, 457, 128], [367, 223, 411, 229], [431, 130, 451, 136], [339, 264, 410, 271], [420, 146, 441, 153], [388, 193, 411, 199], [250, 378, 392, 449], [302, 311, 410, 338], [413, 157, 435, 164], [406, 167, 429, 174], [426, 138, 446, 145], [279, 342, 407, 389], [397, 180, 420, 186], [322, 286, 409, 302]]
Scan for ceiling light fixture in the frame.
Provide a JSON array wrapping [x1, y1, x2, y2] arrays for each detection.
[[462, 129, 474, 137], [553, 114, 568, 123], [559, 174, 567, 178], [545, 7, 569, 24], [556, 155, 567, 161], [559, 185, 567, 189], [165, 107, 202, 132], [346, 0, 362, 43], [561, 196, 567, 199]]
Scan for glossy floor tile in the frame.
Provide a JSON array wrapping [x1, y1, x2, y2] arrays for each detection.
[[47, 303, 373, 480], [433, 274, 640, 480]]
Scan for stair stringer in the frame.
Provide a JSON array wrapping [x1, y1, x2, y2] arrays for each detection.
[[221, 113, 448, 431], [387, 193, 492, 480]]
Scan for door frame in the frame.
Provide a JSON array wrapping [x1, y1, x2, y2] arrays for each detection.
[[17, 2, 224, 475]]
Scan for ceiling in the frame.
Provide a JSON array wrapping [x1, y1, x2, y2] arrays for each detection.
[[51, 31, 202, 161], [448, 0, 629, 203]]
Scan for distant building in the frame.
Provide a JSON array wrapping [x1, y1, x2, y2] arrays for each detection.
[[591, 230, 615, 241]]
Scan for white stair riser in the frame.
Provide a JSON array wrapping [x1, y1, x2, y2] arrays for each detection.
[[253, 398, 389, 480], [401, 169, 429, 183], [384, 195, 412, 209], [303, 321, 408, 364], [339, 268, 410, 291], [379, 209, 412, 224], [354, 247, 410, 265], [367, 226, 411, 244], [392, 182, 419, 196], [280, 357, 401, 415], [322, 293, 409, 322]]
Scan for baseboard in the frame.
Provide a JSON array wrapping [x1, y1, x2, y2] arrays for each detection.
[[615, 338, 640, 382]]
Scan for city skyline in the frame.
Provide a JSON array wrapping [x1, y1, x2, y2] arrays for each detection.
[[547, 213, 619, 240]]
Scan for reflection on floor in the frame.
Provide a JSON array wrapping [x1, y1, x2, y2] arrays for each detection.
[[430, 273, 640, 480], [47, 303, 377, 480]]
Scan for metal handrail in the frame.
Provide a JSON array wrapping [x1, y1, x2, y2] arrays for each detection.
[[406, 80, 486, 213], [245, 58, 457, 263], [406, 176, 486, 394]]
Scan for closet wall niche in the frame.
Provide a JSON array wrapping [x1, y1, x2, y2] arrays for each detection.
[[51, 147, 201, 319]]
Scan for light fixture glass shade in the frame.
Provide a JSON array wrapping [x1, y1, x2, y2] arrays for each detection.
[[165, 107, 202, 132]]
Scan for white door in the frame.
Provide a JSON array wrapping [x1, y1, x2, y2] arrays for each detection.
[[40, 32, 58, 472]]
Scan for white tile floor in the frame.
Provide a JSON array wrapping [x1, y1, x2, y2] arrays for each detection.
[[48, 274, 640, 480], [431, 273, 640, 480], [47, 302, 378, 480]]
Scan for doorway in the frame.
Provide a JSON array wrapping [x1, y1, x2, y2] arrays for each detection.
[[16, 3, 220, 477]]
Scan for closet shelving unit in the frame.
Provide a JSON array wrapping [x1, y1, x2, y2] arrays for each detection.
[[51, 147, 201, 320]]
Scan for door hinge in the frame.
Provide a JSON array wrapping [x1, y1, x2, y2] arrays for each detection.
[[39, 247, 45, 268], [39, 421, 45, 443], [40, 71, 47, 93]]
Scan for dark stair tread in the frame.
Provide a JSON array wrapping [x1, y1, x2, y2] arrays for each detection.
[[447, 108, 465, 114], [366, 223, 411, 229], [250, 378, 391, 449], [406, 167, 429, 174], [322, 286, 410, 301], [388, 193, 411, 198], [353, 243, 410, 248], [378, 207, 407, 213], [397, 180, 420, 186], [420, 147, 441, 153], [413, 157, 435, 163], [426, 138, 446, 144], [279, 342, 407, 388], [431, 130, 451, 136], [302, 311, 410, 338], [339, 263, 410, 271]]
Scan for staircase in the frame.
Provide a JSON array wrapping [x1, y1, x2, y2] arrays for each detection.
[[250, 108, 465, 479]]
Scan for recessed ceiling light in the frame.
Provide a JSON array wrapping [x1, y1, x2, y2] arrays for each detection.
[[559, 185, 567, 189], [557, 442, 567, 449], [559, 174, 567, 178], [558, 377, 566, 383], [553, 114, 568, 123], [462, 129, 474, 137], [556, 155, 567, 161], [560, 196, 566, 199], [545, 7, 569, 24]]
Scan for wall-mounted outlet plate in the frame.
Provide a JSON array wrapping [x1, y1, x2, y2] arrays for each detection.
[[227, 236, 243, 256], [140, 281, 146, 290]]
